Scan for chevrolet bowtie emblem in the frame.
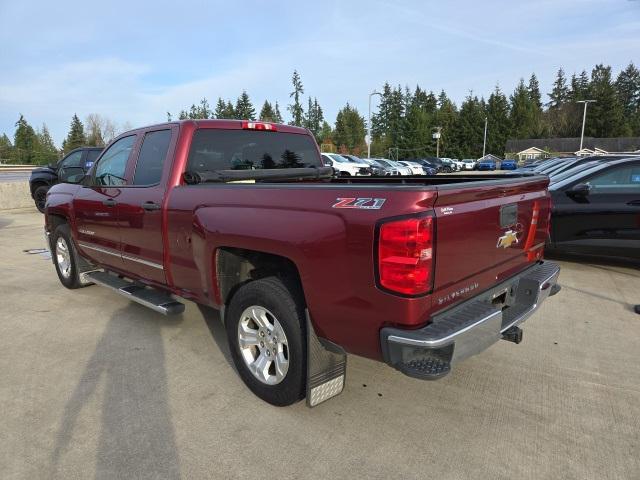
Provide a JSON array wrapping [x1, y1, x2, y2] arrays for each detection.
[[497, 230, 519, 249]]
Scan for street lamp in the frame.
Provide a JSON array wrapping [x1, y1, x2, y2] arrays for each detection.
[[367, 90, 382, 159], [576, 100, 596, 152], [482, 117, 488, 158]]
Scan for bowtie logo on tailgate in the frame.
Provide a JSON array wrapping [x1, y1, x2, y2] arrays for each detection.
[[332, 198, 386, 210], [497, 230, 519, 249]]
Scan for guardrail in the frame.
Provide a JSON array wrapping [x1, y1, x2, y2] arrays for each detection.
[[0, 165, 37, 173]]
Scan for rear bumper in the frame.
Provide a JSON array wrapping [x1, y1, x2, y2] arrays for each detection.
[[380, 261, 560, 380]]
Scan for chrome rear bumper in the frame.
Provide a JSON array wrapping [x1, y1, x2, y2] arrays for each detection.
[[380, 261, 561, 380]]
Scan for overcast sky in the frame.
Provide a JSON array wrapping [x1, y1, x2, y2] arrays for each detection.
[[1, 0, 639, 145]]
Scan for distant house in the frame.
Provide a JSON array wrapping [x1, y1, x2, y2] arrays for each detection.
[[505, 137, 640, 159], [514, 147, 550, 162], [477, 154, 501, 162]]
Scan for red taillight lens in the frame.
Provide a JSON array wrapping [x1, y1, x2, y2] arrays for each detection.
[[378, 216, 434, 295], [241, 121, 277, 131]]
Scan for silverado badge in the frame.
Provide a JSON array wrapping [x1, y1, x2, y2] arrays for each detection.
[[496, 230, 519, 249]]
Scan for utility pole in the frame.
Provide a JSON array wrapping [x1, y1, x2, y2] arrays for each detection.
[[367, 90, 382, 158], [577, 100, 596, 152], [482, 117, 488, 158], [433, 127, 442, 157]]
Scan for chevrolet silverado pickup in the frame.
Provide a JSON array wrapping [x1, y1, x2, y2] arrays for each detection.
[[44, 119, 560, 407]]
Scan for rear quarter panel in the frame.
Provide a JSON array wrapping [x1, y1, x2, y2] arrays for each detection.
[[166, 184, 437, 359]]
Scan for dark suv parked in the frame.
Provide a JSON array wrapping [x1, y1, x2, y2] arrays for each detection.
[[29, 147, 103, 212]]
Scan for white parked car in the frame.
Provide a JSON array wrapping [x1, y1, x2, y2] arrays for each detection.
[[451, 159, 464, 171], [461, 159, 476, 170], [321, 153, 371, 176], [398, 161, 424, 175]]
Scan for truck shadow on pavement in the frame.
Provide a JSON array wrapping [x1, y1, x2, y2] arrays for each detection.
[[196, 304, 237, 373], [50, 305, 183, 479]]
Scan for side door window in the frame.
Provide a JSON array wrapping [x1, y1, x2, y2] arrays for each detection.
[[586, 164, 640, 193], [132, 130, 172, 185], [58, 151, 85, 183], [94, 136, 136, 186]]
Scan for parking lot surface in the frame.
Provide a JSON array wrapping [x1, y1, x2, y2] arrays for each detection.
[[1, 208, 639, 480]]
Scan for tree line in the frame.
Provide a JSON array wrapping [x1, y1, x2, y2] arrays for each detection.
[[0, 113, 127, 165], [2, 63, 639, 164]]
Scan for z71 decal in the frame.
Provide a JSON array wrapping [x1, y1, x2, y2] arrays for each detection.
[[332, 198, 386, 210]]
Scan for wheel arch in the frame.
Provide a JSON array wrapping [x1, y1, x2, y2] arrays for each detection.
[[215, 247, 306, 311]]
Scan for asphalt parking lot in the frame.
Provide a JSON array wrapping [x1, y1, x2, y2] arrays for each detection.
[[1, 208, 639, 480]]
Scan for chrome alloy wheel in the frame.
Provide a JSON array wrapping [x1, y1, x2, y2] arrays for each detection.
[[237, 306, 289, 385], [55, 237, 72, 279]]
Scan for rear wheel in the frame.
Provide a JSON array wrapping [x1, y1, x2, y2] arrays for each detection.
[[52, 224, 83, 289], [34, 185, 49, 213], [225, 277, 306, 406]]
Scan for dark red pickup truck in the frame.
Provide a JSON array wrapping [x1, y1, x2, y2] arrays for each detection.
[[44, 119, 560, 407]]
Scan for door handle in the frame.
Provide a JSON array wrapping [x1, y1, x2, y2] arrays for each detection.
[[627, 200, 640, 206], [142, 201, 161, 211], [102, 198, 116, 207]]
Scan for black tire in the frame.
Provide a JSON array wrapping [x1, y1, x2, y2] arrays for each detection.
[[34, 185, 49, 213], [51, 224, 83, 289], [339, 171, 351, 177], [225, 277, 306, 406]]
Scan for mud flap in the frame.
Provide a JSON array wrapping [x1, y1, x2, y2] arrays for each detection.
[[306, 310, 347, 407]]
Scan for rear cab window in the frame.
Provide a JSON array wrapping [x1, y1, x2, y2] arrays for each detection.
[[133, 129, 172, 185], [186, 129, 321, 175]]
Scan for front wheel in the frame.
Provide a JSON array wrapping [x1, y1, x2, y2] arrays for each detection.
[[34, 185, 49, 213], [225, 277, 306, 406], [52, 224, 84, 289]]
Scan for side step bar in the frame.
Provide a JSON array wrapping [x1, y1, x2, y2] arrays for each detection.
[[83, 271, 185, 315]]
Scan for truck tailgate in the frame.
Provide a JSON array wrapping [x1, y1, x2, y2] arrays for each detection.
[[432, 177, 551, 304]]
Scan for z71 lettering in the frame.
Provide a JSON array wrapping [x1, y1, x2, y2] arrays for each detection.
[[332, 198, 386, 210]]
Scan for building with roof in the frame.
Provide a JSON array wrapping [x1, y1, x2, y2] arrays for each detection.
[[505, 137, 640, 160]]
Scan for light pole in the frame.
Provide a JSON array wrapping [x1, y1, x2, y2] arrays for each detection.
[[482, 117, 488, 158], [577, 100, 596, 152], [367, 90, 382, 159], [433, 127, 442, 157]]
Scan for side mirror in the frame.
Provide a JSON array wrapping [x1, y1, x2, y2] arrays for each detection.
[[567, 183, 591, 197]]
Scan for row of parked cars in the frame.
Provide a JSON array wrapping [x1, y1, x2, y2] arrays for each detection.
[[320, 153, 439, 177]]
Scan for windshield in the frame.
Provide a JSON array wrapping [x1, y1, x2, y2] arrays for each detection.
[[328, 154, 350, 163], [186, 129, 321, 172]]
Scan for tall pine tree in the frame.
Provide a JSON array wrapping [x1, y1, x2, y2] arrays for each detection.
[[13, 115, 37, 163], [235, 91, 256, 120], [62, 114, 86, 153], [288, 70, 305, 126]]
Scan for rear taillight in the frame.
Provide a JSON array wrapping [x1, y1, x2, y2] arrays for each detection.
[[241, 121, 277, 131], [377, 216, 434, 296]]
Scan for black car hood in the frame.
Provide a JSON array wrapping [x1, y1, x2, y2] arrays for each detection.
[[32, 166, 57, 175]]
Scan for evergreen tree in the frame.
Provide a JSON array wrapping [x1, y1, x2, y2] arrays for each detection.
[[509, 79, 537, 139], [34, 123, 58, 165], [62, 114, 87, 153], [455, 93, 486, 158], [528, 73, 542, 110], [214, 98, 228, 119], [13, 114, 37, 163], [259, 100, 276, 122], [569, 70, 590, 100], [304, 97, 324, 140], [548, 68, 569, 108], [288, 70, 305, 126], [317, 121, 333, 145], [274, 101, 284, 123], [587, 64, 625, 137], [615, 62, 640, 134], [0, 133, 12, 163], [333, 103, 366, 153], [485, 85, 511, 156], [235, 91, 256, 120], [435, 90, 459, 157]]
